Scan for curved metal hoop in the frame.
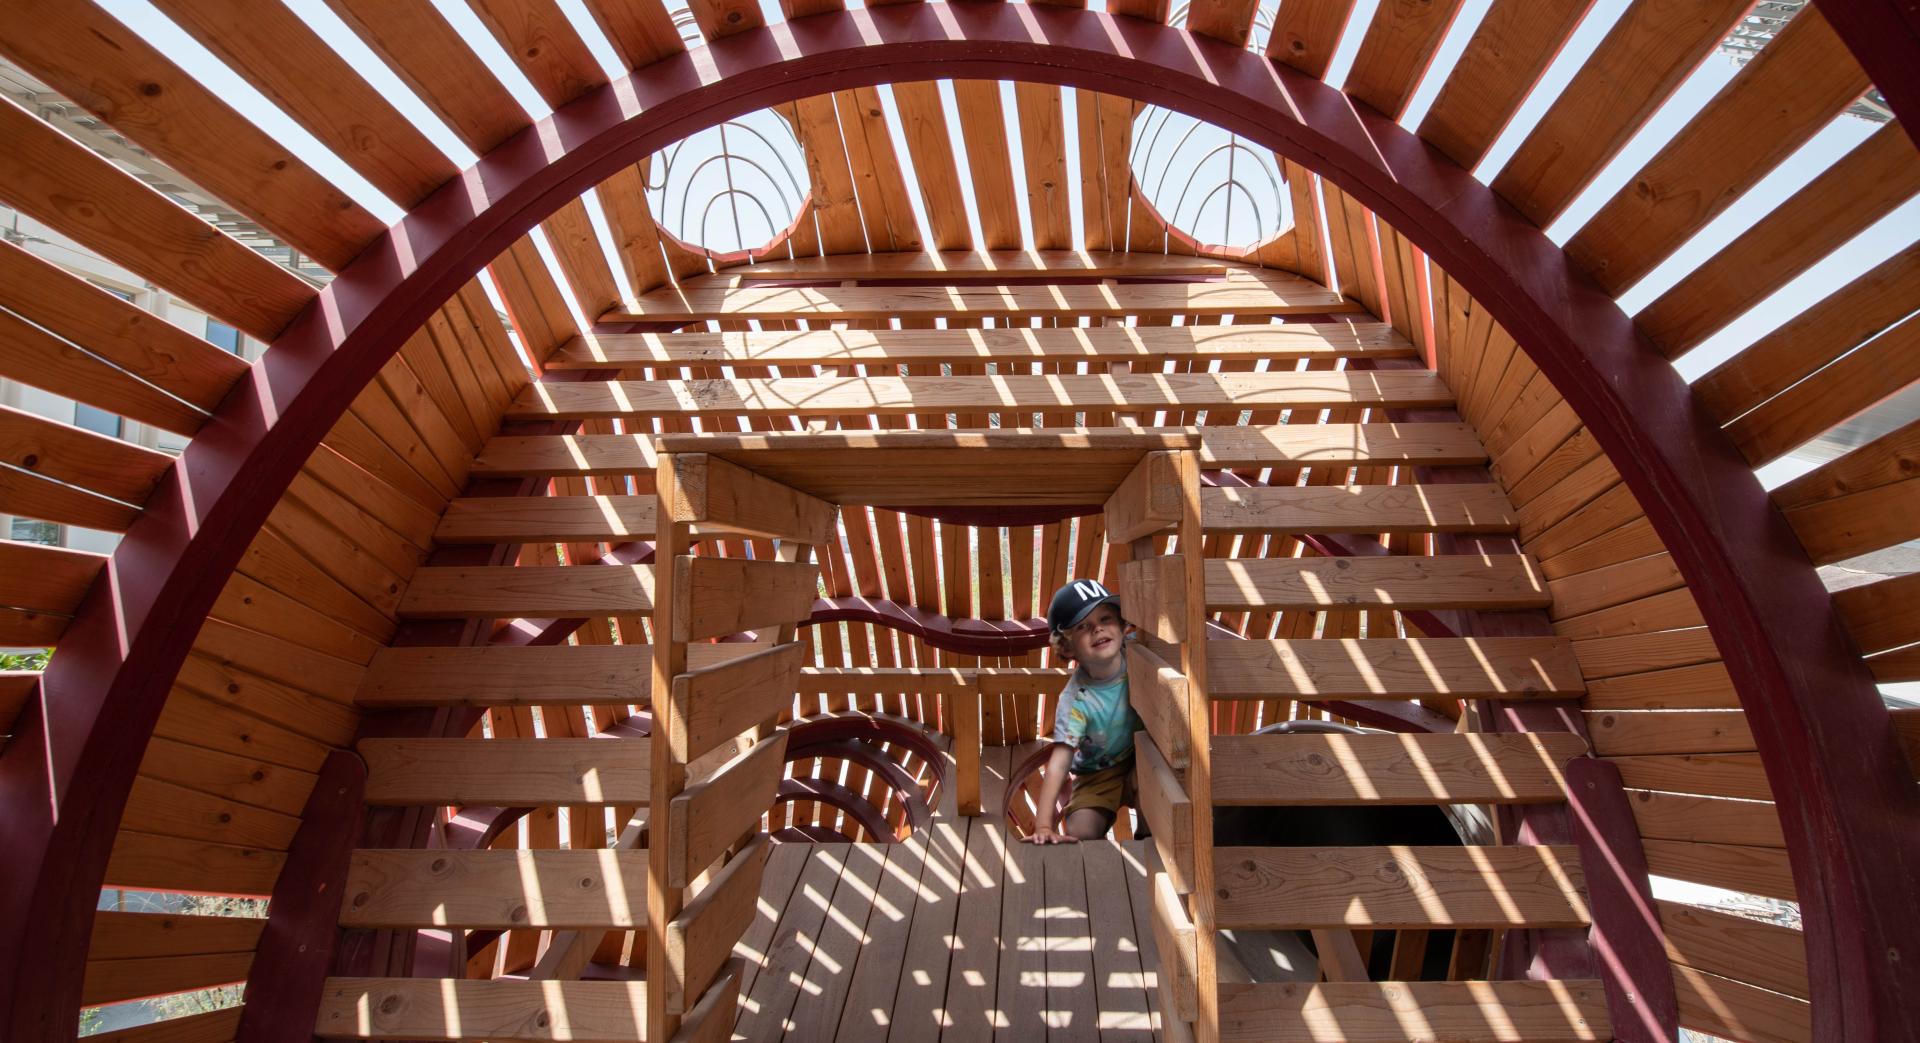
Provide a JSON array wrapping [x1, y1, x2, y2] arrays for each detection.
[[4, 7, 1917, 1038]]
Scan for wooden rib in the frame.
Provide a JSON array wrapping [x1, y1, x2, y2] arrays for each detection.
[[0, 239, 250, 414], [1206, 554, 1548, 611], [1014, 83, 1073, 250], [890, 81, 972, 251], [1637, 119, 1920, 358], [341, 849, 648, 929], [541, 197, 625, 325], [398, 564, 654, 619], [436, 495, 655, 544], [579, 0, 684, 69], [1693, 244, 1920, 427], [493, 235, 584, 371], [1186, 0, 1260, 45], [1342, 0, 1466, 120], [0, 97, 310, 340], [1210, 731, 1586, 804], [323, 0, 528, 153], [144, 0, 455, 206], [509, 372, 1450, 420], [607, 271, 1354, 320], [953, 81, 1022, 250], [1566, 6, 1870, 296], [468, 0, 609, 107], [359, 738, 650, 806], [314, 978, 647, 1040], [1213, 845, 1590, 928], [0, 1, 383, 270], [0, 459, 140, 533], [793, 93, 868, 254], [1266, 0, 1358, 78], [1209, 636, 1582, 700], [1490, 0, 1754, 227], [1202, 483, 1514, 534], [1726, 311, 1920, 466], [552, 323, 1413, 368], [1217, 980, 1607, 1042], [1417, 0, 1590, 170]]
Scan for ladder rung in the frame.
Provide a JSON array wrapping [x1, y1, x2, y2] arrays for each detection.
[[399, 565, 654, 619], [1210, 733, 1587, 805], [360, 738, 650, 806], [341, 849, 649, 930], [1212, 845, 1590, 929], [1216, 979, 1609, 1042], [314, 977, 648, 1040], [1205, 555, 1549, 612], [1203, 484, 1516, 534]]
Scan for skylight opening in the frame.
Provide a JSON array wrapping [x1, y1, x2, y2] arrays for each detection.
[[646, 110, 810, 257], [1129, 107, 1290, 252]]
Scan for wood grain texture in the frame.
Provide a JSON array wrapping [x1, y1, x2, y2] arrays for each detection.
[[1217, 980, 1608, 1042], [436, 495, 656, 544], [1106, 452, 1184, 543], [322, 0, 528, 152], [1210, 731, 1587, 804], [672, 556, 818, 642], [1202, 483, 1514, 534], [314, 977, 649, 1040], [1265, 0, 1357, 78], [1207, 553, 1547, 611], [664, 833, 768, 1013], [1213, 844, 1590, 928], [1658, 898, 1807, 1000], [1672, 965, 1810, 1043], [1626, 790, 1785, 848], [1342, 0, 1466, 120], [1130, 642, 1193, 771], [1136, 731, 1195, 893], [1417, 0, 1590, 169], [1209, 637, 1584, 699], [360, 738, 650, 806], [668, 733, 787, 887], [669, 453, 837, 546], [1642, 839, 1796, 900], [672, 642, 806, 763], [341, 849, 649, 928], [399, 565, 654, 619]]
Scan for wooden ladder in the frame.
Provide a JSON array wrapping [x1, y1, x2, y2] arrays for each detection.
[[1107, 450, 1611, 1043], [314, 453, 833, 1042]]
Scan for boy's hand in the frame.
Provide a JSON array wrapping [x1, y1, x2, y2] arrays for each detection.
[[1025, 824, 1078, 844]]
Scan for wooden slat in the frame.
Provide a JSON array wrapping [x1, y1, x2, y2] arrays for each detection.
[[1637, 118, 1920, 358], [510, 372, 1452, 420], [605, 274, 1353, 320], [1490, 0, 1754, 227], [341, 849, 648, 928], [1773, 414, 1920, 512], [314, 978, 648, 1041], [105, 830, 283, 895], [1266, 0, 1357, 78], [1342, 0, 1467, 121], [665, 833, 769, 1014], [323, 0, 527, 153], [1217, 980, 1608, 1042], [1209, 731, 1586, 805], [668, 453, 837, 545], [1608, 752, 1771, 801], [1570, 629, 1719, 679], [1213, 845, 1590, 928], [1642, 839, 1795, 901], [1726, 311, 1920, 466], [0, 541, 105, 618], [1196, 422, 1486, 467], [1150, 871, 1197, 1023], [436, 495, 654, 544], [357, 643, 752, 707], [1658, 899, 1807, 1000], [1832, 570, 1920, 656], [1187, 0, 1261, 45], [833, 87, 924, 253], [1627, 790, 1784, 848], [1566, 6, 1870, 296], [1416, 0, 1591, 169], [0, 403, 172, 511], [668, 733, 787, 887], [550, 322, 1413, 368], [1202, 483, 1514, 534], [1209, 637, 1583, 700], [83, 950, 252, 1007], [953, 81, 1022, 250], [792, 93, 868, 254], [1586, 709, 1755, 755], [1014, 83, 1072, 249], [730, 251, 1228, 281], [0, 463, 141, 533], [469, 0, 609, 108], [1136, 729, 1196, 894], [88, 910, 264, 961], [1130, 642, 1193, 771], [93, 1008, 244, 1043], [0, 1, 383, 270], [0, 301, 208, 437], [890, 81, 971, 251], [673, 557, 817, 642], [1672, 965, 1810, 1043], [360, 738, 650, 805], [579, 0, 685, 70], [1206, 553, 1548, 611], [1106, 452, 1184, 543], [672, 642, 806, 763], [399, 565, 654, 619]]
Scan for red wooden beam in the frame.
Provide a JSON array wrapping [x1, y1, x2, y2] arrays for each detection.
[[2, 8, 1913, 1037]]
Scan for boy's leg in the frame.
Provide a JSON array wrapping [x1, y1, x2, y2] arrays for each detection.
[[1064, 807, 1115, 840]]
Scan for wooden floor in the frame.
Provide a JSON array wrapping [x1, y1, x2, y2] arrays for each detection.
[[732, 745, 1167, 1041]]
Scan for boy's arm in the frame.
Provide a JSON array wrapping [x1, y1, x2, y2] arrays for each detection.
[[1026, 744, 1077, 844]]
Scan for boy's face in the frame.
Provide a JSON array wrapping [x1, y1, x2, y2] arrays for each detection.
[[1065, 603, 1125, 673]]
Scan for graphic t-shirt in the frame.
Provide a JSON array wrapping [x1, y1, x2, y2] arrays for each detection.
[[1051, 666, 1142, 775]]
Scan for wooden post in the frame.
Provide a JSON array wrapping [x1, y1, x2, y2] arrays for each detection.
[[1173, 449, 1218, 1043], [953, 673, 983, 815], [648, 452, 689, 1043]]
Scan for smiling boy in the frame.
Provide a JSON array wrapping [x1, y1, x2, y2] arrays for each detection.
[[1025, 578, 1144, 844]]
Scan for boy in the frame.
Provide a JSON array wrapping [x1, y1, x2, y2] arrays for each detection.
[[1026, 578, 1144, 844]]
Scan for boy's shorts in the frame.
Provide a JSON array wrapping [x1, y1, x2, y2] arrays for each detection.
[[1064, 757, 1138, 818]]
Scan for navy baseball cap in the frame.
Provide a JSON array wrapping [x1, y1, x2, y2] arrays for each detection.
[[1048, 578, 1119, 634]]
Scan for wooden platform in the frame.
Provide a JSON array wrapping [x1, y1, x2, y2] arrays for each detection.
[[733, 746, 1168, 1041]]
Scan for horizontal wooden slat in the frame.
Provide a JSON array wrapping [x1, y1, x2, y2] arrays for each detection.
[[0, 540, 106, 616], [88, 910, 265, 960], [1206, 554, 1547, 611], [0, 308, 208, 436], [724, 249, 1229, 281], [104, 830, 283, 895], [508, 372, 1454, 420], [1782, 472, 1920, 566], [1571, 630, 1719, 679], [0, 403, 175, 506], [399, 565, 654, 619], [665, 833, 769, 1014], [1672, 965, 1809, 1043], [83, 950, 253, 1007], [674, 642, 806, 764], [1642, 839, 1795, 900], [1626, 790, 1784, 848], [436, 496, 655, 544], [314, 977, 648, 1040], [1203, 484, 1514, 534], [1830, 571, 1920, 656], [1607, 753, 1772, 801], [669, 733, 787, 887], [1585, 710, 1756, 756], [341, 849, 648, 929], [0, 465, 140, 532], [605, 272, 1355, 320], [1217, 980, 1608, 1042], [1581, 661, 1738, 710], [1209, 637, 1583, 700], [1210, 732, 1587, 805], [674, 557, 818, 642], [1213, 845, 1589, 929], [360, 738, 649, 806], [668, 453, 838, 546], [1658, 898, 1807, 1000]]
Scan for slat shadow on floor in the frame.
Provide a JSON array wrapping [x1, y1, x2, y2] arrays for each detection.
[[734, 745, 1165, 1041]]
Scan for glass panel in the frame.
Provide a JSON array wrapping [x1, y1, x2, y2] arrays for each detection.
[[204, 318, 241, 355], [72, 404, 122, 439]]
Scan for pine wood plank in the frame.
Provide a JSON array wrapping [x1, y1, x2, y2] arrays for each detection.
[[1727, 310, 1920, 466], [669, 453, 837, 545], [88, 910, 264, 961], [1202, 483, 1513, 534], [953, 82, 1022, 250], [1207, 553, 1547, 611], [793, 93, 869, 254], [0, 465, 139, 533], [1626, 790, 1784, 848], [1552, 586, 1705, 641], [1586, 710, 1755, 756], [1567, 6, 1870, 295], [606, 275, 1354, 320], [666, 833, 770, 1014], [0, 403, 170, 510], [1582, 661, 1737, 710], [1342, 0, 1467, 121], [1831, 570, 1920, 655], [0, 308, 209, 436], [1041, 843, 1101, 1039], [1209, 637, 1582, 700], [1658, 899, 1807, 1000], [467, 0, 608, 107], [123, 774, 300, 850], [0, 2, 382, 270], [1209, 731, 1586, 805], [359, 738, 650, 806], [541, 198, 625, 324], [579, 0, 684, 69], [436, 495, 655, 544], [360, 643, 662, 708], [673, 642, 806, 763], [1545, 552, 1683, 620], [1607, 752, 1771, 801], [890, 81, 972, 251], [1490, 0, 1754, 227], [1083, 839, 1155, 1039], [399, 564, 654, 619], [322, 0, 527, 152], [92, 1008, 244, 1043], [731, 251, 1226, 281], [668, 733, 786, 887], [314, 978, 648, 1040], [1672, 964, 1809, 1043], [833, 87, 924, 252], [1416, 0, 1590, 169], [341, 849, 648, 929], [1571, 628, 1719, 679], [735, 844, 849, 1039], [1266, 0, 1358, 78], [1217, 980, 1608, 1042], [995, 837, 1050, 1041], [105, 830, 284, 896], [1641, 840, 1795, 901], [82, 950, 253, 1007], [1213, 844, 1590, 929], [1014, 83, 1073, 250], [1536, 517, 1667, 583], [0, 541, 104, 618], [1773, 413, 1920, 511], [673, 557, 817, 642]]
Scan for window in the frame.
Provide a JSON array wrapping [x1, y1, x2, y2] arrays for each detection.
[[10, 518, 60, 545], [72, 404, 122, 439], [205, 318, 241, 355]]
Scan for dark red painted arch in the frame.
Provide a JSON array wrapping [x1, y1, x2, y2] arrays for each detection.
[[2, 5, 1916, 1038]]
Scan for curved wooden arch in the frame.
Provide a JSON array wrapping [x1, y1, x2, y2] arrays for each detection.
[[2, 6, 1915, 1037]]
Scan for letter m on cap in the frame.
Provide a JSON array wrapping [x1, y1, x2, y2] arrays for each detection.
[[1073, 580, 1109, 600]]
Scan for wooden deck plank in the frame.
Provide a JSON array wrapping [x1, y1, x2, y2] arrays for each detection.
[[786, 843, 890, 1042], [1083, 840, 1155, 1041], [1044, 844, 1100, 1041], [736, 844, 853, 1039], [834, 837, 933, 1037], [995, 838, 1050, 1041], [1210, 732, 1586, 805]]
